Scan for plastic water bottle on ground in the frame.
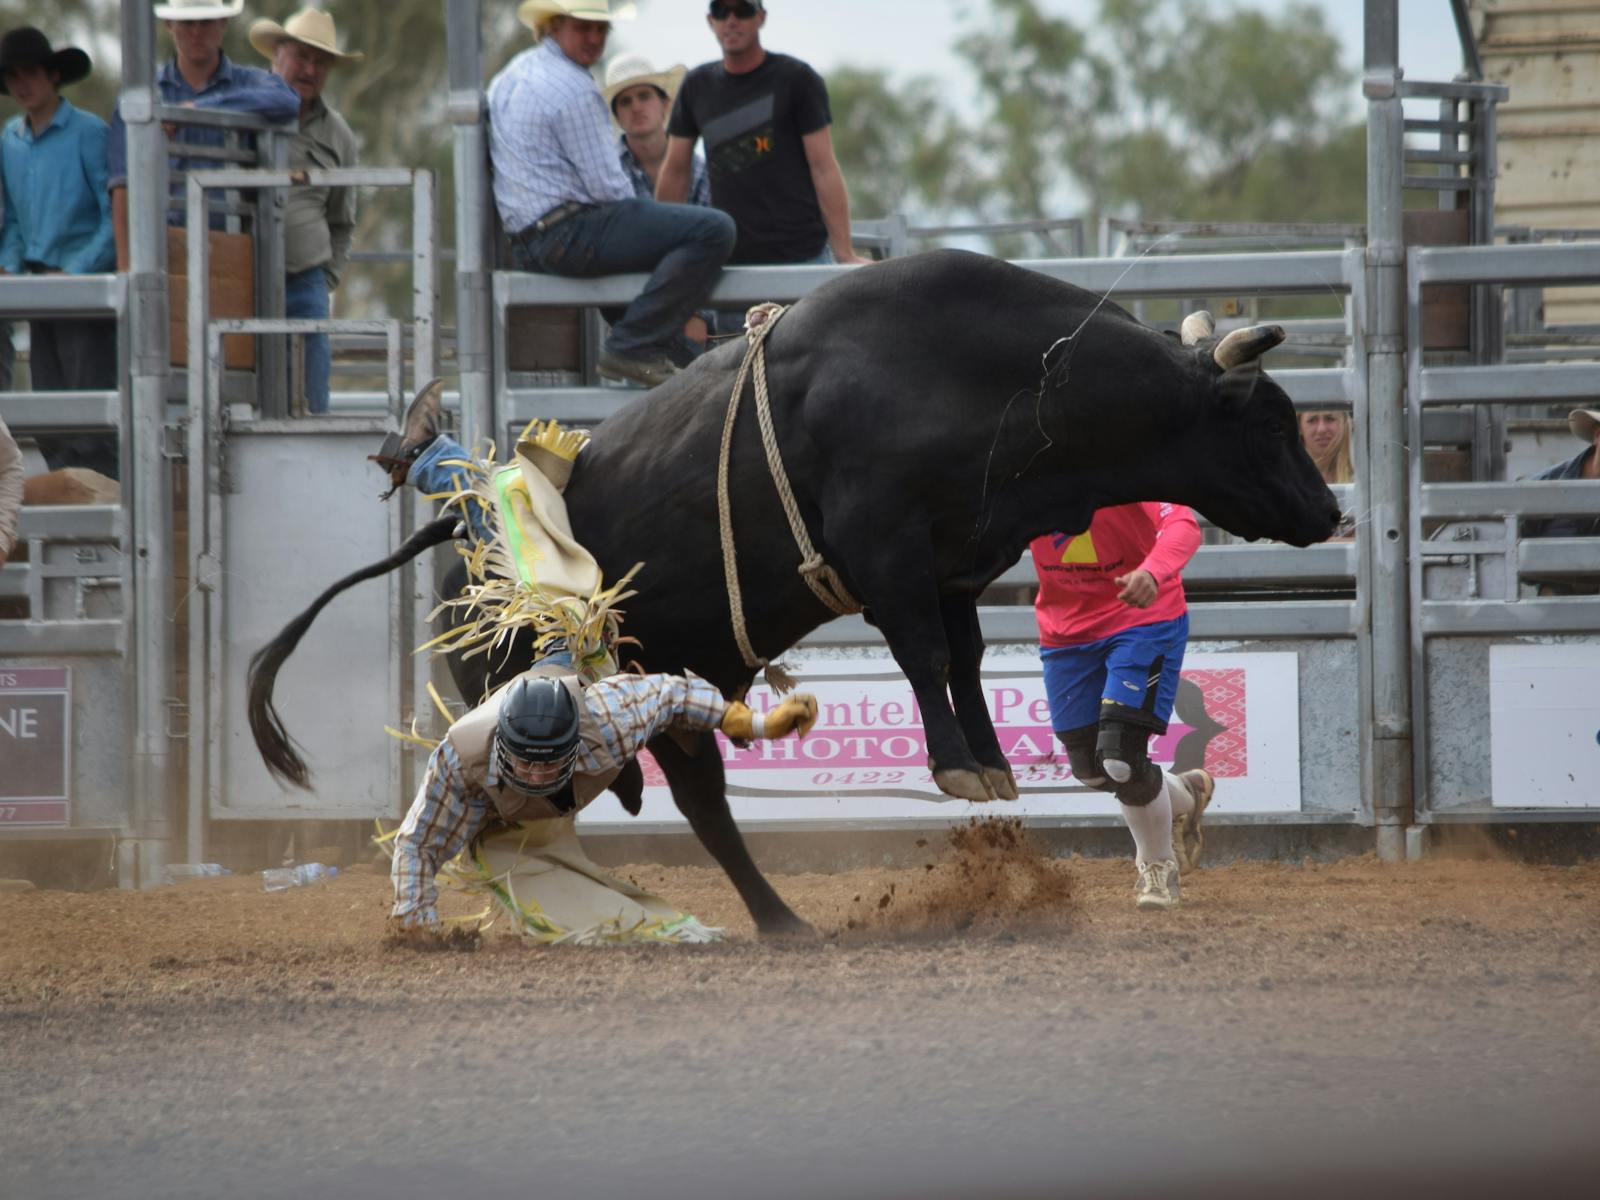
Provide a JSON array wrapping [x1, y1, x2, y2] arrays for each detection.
[[261, 863, 339, 892], [166, 863, 232, 883]]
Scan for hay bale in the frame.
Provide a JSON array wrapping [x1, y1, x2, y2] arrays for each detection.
[[23, 468, 120, 506]]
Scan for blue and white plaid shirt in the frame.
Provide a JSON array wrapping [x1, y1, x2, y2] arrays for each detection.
[[619, 136, 711, 207], [487, 39, 634, 233], [390, 670, 727, 924]]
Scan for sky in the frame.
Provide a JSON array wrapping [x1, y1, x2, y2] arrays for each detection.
[[609, 0, 1469, 116]]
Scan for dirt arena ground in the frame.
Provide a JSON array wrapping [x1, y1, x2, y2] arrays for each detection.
[[3, 823, 1598, 1200]]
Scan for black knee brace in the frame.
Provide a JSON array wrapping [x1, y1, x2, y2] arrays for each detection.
[[1058, 725, 1111, 791], [1096, 718, 1165, 806]]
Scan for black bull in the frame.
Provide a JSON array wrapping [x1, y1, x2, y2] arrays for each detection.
[[248, 249, 1341, 935]]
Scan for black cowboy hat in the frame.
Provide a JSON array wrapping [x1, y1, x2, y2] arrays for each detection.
[[0, 27, 92, 94]]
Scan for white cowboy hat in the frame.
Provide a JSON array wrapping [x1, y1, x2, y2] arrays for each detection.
[[249, 8, 364, 63], [517, 0, 637, 37], [601, 54, 687, 115], [1569, 408, 1600, 443], [153, 0, 245, 20]]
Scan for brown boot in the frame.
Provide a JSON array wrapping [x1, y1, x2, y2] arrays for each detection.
[[369, 378, 444, 491]]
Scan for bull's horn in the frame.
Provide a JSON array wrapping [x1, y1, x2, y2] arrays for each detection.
[[1214, 323, 1287, 369], [1180, 311, 1215, 346]]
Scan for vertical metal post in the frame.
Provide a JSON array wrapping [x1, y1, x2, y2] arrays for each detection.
[[448, 0, 494, 450], [255, 129, 290, 419], [121, 3, 177, 886], [1471, 98, 1505, 483], [186, 177, 214, 868], [412, 170, 439, 391], [1363, 0, 1414, 861]]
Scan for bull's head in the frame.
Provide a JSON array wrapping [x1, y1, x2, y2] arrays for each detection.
[[1178, 311, 1343, 547]]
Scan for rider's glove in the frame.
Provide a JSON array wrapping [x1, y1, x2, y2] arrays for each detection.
[[720, 694, 818, 740]]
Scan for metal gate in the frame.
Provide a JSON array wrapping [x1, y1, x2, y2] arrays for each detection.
[[181, 168, 440, 853]]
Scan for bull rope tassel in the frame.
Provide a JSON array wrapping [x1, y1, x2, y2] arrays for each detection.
[[717, 301, 861, 693]]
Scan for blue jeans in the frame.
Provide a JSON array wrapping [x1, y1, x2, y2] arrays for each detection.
[[409, 434, 494, 544], [285, 267, 331, 413], [511, 199, 735, 358]]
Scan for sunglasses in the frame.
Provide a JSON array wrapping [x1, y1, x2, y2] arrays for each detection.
[[709, 2, 760, 20]]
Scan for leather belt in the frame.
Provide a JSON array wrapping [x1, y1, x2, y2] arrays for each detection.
[[517, 201, 590, 240]]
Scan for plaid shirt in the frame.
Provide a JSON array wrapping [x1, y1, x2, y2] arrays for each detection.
[[487, 39, 633, 232], [391, 671, 726, 924], [619, 135, 711, 207]]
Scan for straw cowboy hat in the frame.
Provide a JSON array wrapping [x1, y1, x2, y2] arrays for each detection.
[[249, 8, 364, 63], [152, 0, 245, 20], [517, 0, 637, 37], [0, 27, 91, 92], [601, 54, 686, 115], [1570, 408, 1600, 443]]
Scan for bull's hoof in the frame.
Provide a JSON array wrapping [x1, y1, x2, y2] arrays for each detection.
[[933, 767, 996, 803], [984, 765, 1020, 801], [757, 913, 819, 942]]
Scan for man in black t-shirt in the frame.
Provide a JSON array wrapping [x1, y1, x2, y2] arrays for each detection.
[[657, 0, 865, 297]]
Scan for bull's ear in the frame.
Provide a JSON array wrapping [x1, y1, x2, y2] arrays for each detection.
[[1215, 359, 1262, 410]]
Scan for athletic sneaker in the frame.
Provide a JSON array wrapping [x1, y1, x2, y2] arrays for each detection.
[[1135, 858, 1181, 911], [1172, 768, 1216, 872]]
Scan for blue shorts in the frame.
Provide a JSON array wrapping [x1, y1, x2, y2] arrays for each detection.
[[1040, 614, 1189, 735]]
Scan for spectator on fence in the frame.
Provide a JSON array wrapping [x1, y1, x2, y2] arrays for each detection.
[[657, 0, 866, 333], [489, 0, 735, 389], [602, 54, 714, 356], [0, 410, 21, 567], [250, 7, 361, 415], [1299, 409, 1354, 484], [0, 26, 120, 479], [1521, 409, 1600, 594], [1030, 502, 1216, 911], [107, 0, 298, 270]]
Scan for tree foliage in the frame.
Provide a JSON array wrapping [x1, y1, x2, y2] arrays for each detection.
[[827, 0, 1366, 238]]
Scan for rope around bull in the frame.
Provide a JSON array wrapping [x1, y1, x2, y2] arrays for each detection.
[[717, 302, 861, 688]]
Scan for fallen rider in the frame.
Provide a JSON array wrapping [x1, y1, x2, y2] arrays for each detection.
[[390, 624, 818, 932]]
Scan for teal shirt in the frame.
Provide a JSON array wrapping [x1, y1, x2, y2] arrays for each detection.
[[0, 98, 115, 275]]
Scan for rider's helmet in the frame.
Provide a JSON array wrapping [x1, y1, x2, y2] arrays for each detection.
[[494, 676, 581, 796]]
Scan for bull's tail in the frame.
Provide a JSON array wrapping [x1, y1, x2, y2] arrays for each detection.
[[247, 515, 458, 790]]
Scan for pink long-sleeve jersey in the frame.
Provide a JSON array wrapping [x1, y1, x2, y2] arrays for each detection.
[[1030, 501, 1202, 647]]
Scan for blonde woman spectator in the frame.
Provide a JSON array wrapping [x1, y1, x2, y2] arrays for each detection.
[[1299, 410, 1354, 484], [0, 411, 22, 568]]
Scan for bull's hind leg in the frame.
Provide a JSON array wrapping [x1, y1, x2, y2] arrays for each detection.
[[941, 594, 1019, 801], [650, 730, 811, 937]]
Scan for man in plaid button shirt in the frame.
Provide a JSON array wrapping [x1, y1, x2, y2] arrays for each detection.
[[391, 665, 817, 927], [490, 1, 735, 389]]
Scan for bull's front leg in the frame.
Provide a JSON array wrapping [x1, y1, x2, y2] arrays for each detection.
[[940, 593, 1019, 801], [843, 558, 992, 802], [648, 730, 812, 937]]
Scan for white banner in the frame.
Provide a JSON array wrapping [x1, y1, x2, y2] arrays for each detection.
[[579, 650, 1302, 827], [1490, 643, 1600, 808]]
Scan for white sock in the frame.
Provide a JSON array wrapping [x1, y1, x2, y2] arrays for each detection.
[[1164, 771, 1196, 819], [1121, 785, 1175, 866]]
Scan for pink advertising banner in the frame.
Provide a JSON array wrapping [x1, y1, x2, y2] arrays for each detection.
[[578, 651, 1301, 827], [0, 666, 72, 827]]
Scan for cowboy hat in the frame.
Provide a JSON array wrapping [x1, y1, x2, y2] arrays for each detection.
[[1570, 408, 1600, 443], [601, 54, 686, 115], [0, 27, 91, 92], [517, 0, 637, 38], [152, 0, 245, 19], [249, 8, 364, 64]]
